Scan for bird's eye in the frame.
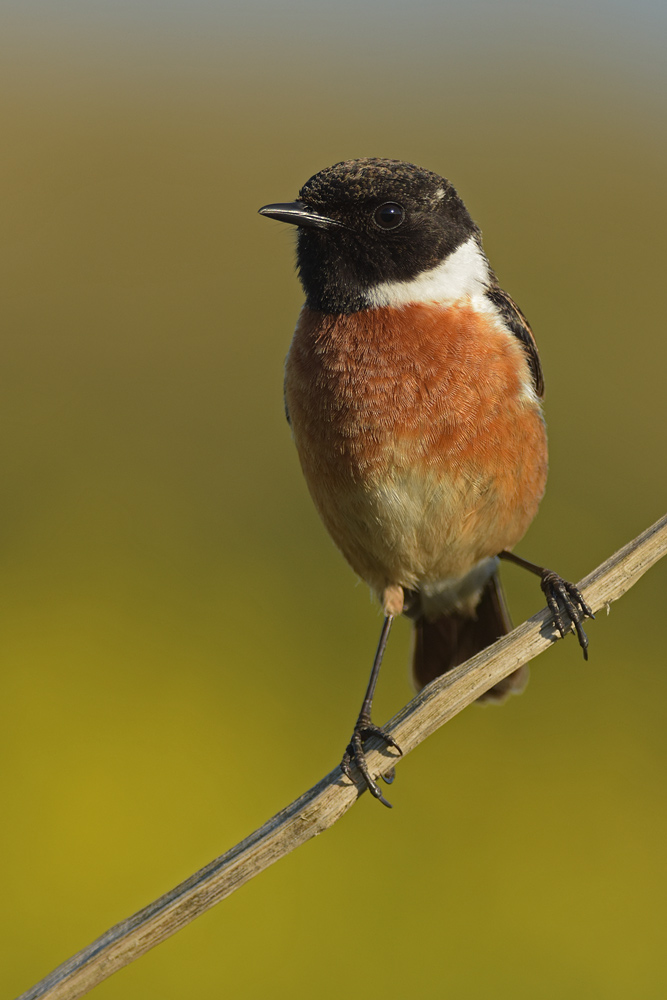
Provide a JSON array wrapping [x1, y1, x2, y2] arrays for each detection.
[[373, 202, 404, 230]]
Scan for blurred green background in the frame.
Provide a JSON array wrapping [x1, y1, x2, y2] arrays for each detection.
[[2, 2, 666, 997]]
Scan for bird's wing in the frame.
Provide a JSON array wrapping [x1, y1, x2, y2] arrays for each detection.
[[486, 286, 545, 398]]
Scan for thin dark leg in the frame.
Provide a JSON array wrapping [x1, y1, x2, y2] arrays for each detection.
[[359, 614, 393, 717], [499, 550, 595, 659], [340, 615, 403, 808]]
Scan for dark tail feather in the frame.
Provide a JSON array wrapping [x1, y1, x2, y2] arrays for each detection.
[[412, 573, 528, 702]]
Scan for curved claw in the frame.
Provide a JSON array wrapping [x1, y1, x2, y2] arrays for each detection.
[[540, 571, 595, 659], [340, 720, 402, 808]]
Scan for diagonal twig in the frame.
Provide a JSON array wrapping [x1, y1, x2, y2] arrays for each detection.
[[17, 513, 667, 1000]]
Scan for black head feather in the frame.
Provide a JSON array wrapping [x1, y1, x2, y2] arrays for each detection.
[[293, 158, 480, 313]]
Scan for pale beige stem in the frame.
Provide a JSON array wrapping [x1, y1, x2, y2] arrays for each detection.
[[17, 513, 667, 1000]]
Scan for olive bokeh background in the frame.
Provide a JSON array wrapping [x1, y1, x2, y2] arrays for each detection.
[[2, 2, 666, 997]]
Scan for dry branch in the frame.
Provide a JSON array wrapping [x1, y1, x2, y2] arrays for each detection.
[[17, 513, 667, 1000]]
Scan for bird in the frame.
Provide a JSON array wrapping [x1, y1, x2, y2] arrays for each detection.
[[258, 158, 593, 807]]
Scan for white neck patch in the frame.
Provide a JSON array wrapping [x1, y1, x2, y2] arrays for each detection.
[[363, 235, 491, 310]]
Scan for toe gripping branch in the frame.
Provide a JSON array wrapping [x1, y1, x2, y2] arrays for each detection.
[[539, 569, 595, 659], [341, 715, 402, 808], [499, 551, 595, 658]]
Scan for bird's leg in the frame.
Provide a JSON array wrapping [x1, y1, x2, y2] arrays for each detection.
[[341, 612, 403, 808], [499, 550, 595, 659]]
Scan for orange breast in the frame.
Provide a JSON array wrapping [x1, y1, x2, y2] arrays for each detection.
[[284, 302, 548, 596]]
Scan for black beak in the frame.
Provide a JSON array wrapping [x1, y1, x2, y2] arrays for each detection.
[[258, 200, 344, 230]]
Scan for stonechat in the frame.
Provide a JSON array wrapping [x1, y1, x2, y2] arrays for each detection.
[[259, 158, 593, 806]]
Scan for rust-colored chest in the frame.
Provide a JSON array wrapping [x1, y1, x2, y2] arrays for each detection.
[[286, 302, 540, 474], [283, 301, 548, 591]]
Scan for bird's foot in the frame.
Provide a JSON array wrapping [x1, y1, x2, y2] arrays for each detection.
[[540, 570, 595, 659], [341, 714, 402, 808]]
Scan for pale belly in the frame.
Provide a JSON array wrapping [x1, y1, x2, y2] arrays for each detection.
[[296, 445, 528, 603]]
